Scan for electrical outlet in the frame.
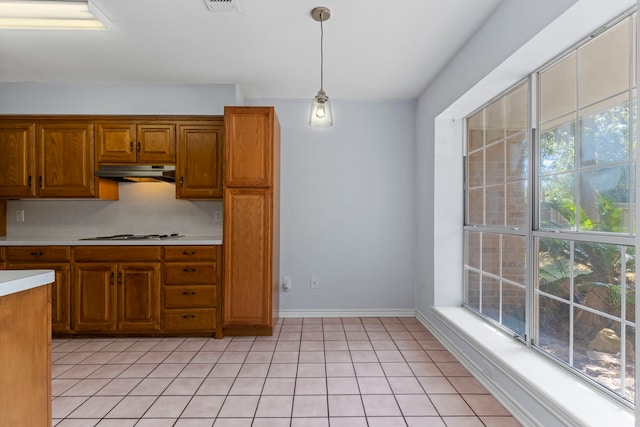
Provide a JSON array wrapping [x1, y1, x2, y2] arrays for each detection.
[[283, 276, 292, 291], [310, 276, 319, 289], [214, 211, 222, 222], [15, 209, 24, 222]]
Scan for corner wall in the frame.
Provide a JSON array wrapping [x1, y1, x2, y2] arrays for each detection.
[[249, 98, 417, 314], [415, 0, 636, 425]]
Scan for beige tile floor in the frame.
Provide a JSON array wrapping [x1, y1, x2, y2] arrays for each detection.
[[51, 317, 522, 426]]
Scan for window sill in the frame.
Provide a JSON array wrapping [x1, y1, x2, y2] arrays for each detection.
[[420, 306, 634, 427]]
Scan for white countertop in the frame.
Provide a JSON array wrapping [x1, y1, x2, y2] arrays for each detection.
[[0, 270, 55, 297], [0, 235, 222, 246]]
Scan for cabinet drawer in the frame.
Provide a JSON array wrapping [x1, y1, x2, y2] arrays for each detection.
[[164, 286, 216, 308], [74, 246, 161, 262], [163, 309, 216, 332], [164, 263, 216, 284], [163, 246, 218, 261], [6, 246, 70, 262]]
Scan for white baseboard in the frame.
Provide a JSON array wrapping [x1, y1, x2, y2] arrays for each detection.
[[278, 309, 417, 318]]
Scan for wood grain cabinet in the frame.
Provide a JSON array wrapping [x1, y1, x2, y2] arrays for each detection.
[[5, 246, 71, 333], [0, 122, 35, 198], [73, 246, 161, 333], [223, 107, 280, 335], [176, 120, 224, 199], [0, 120, 117, 199], [37, 122, 95, 198], [162, 246, 222, 337], [96, 121, 175, 164], [0, 281, 52, 427]]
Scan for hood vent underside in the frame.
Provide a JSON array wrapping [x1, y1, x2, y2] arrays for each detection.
[[95, 165, 176, 183]]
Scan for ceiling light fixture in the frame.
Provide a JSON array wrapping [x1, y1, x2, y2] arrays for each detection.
[[309, 6, 332, 128], [0, 0, 109, 30]]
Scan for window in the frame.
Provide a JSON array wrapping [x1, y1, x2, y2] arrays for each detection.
[[464, 13, 636, 403], [464, 82, 529, 337]]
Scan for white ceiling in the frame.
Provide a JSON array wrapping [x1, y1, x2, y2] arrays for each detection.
[[0, 0, 502, 100]]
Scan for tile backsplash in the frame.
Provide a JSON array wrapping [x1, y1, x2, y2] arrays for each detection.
[[6, 182, 222, 238]]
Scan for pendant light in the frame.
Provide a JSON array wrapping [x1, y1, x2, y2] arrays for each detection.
[[309, 6, 333, 128]]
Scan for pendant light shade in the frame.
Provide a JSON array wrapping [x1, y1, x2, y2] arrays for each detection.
[[309, 7, 333, 127], [310, 89, 332, 127]]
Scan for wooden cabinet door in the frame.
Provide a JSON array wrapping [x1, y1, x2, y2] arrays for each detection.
[[0, 123, 36, 198], [176, 122, 223, 199], [6, 262, 70, 333], [73, 263, 117, 332], [96, 122, 137, 163], [37, 123, 95, 197], [224, 107, 274, 188], [118, 263, 161, 332], [137, 124, 175, 163], [97, 122, 174, 164], [223, 189, 273, 326]]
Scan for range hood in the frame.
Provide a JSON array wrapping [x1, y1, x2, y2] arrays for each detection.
[[95, 165, 176, 182]]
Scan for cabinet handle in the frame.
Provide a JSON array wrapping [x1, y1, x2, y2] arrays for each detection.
[[28, 175, 32, 188], [39, 176, 43, 188], [182, 251, 196, 255], [183, 268, 196, 272], [181, 291, 197, 296], [129, 141, 134, 152], [182, 314, 196, 319], [30, 251, 44, 256], [180, 176, 184, 187], [117, 272, 122, 284], [137, 141, 141, 152], [110, 272, 114, 285]]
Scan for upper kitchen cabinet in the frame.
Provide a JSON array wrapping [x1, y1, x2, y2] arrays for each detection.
[[0, 119, 117, 199], [0, 122, 35, 198], [96, 121, 175, 164], [224, 107, 276, 188], [176, 119, 224, 199], [37, 122, 97, 198]]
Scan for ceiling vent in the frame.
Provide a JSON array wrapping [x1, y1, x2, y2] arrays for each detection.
[[203, 0, 241, 13]]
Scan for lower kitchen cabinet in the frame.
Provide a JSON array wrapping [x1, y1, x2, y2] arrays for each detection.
[[7, 262, 70, 333], [162, 245, 222, 337], [73, 246, 161, 334], [5, 246, 71, 333], [2, 244, 221, 336]]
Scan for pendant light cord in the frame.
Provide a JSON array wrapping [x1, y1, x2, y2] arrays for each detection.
[[320, 10, 324, 92]]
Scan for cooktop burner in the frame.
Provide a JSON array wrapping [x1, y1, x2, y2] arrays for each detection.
[[79, 233, 184, 241]]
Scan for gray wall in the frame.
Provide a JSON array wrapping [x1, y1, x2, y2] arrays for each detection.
[[0, 83, 239, 115], [1, 83, 238, 238], [249, 99, 417, 314], [1, 85, 417, 313]]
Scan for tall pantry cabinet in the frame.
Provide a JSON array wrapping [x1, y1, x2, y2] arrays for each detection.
[[223, 107, 280, 336]]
